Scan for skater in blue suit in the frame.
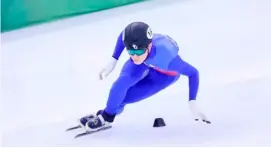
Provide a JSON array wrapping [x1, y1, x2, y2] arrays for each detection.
[[79, 22, 211, 131]]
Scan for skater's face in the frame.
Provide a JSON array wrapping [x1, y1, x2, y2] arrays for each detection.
[[128, 43, 152, 65]]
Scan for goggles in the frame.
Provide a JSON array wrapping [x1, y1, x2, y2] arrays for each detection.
[[127, 48, 146, 56]]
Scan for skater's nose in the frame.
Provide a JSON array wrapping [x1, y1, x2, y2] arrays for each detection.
[[131, 54, 139, 59], [132, 54, 139, 58]]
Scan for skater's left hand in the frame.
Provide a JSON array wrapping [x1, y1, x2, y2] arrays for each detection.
[[99, 57, 118, 80], [189, 100, 211, 124]]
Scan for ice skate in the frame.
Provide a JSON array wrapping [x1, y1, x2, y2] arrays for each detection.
[[85, 114, 111, 132]]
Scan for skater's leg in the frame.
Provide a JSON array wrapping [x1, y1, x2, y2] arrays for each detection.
[[115, 104, 125, 115], [115, 71, 180, 114], [124, 71, 180, 104], [102, 59, 150, 118], [80, 59, 148, 126]]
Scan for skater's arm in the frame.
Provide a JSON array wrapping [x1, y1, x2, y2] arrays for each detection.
[[168, 55, 199, 101], [112, 32, 125, 60]]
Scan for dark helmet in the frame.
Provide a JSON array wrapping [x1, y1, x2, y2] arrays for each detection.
[[122, 22, 153, 50]]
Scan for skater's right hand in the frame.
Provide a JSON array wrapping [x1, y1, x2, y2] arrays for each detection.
[[189, 100, 211, 124], [99, 57, 118, 80]]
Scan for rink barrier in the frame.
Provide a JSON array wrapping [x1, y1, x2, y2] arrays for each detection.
[[1, 0, 145, 32]]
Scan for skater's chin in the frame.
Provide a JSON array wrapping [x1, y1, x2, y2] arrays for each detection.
[[133, 60, 144, 65]]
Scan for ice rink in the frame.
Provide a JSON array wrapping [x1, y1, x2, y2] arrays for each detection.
[[2, 0, 271, 146]]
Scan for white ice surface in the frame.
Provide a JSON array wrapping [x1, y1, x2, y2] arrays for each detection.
[[1, 0, 271, 146]]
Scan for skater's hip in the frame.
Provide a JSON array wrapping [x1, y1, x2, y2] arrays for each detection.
[[147, 68, 180, 82]]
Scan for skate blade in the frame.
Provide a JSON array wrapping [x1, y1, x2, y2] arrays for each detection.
[[74, 125, 112, 138], [66, 125, 81, 131]]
